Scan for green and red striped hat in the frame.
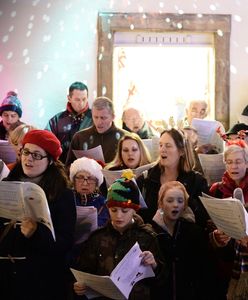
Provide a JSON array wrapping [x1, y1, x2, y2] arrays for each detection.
[[107, 170, 140, 211]]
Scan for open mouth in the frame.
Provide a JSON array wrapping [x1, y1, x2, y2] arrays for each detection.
[[171, 210, 179, 216]]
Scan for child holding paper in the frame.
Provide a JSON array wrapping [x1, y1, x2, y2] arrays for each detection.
[[209, 140, 248, 300], [151, 181, 213, 300], [72, 170, 163, 300]]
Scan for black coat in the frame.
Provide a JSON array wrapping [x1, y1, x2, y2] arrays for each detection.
[[151, 217, 213, 300], [0, 188, 76, 300], [136, 163, 210, 228]]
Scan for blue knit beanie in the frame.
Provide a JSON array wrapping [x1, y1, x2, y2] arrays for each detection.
[[0, 91, 22, 117]]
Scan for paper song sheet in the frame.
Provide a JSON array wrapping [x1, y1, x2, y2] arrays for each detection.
[[142, 137, 159, 162], [0, 159, 10, 181], [191, 118, 219, 146], [102, 162, 156, 187], [198, 153, 225, 186], [73, 145, 105, 162], [0, 140, 16, 164], [75, 206, 97, 244], [0, 181, 55, 240], [71, 242, 155, 300], [200, 196, 248, 240]]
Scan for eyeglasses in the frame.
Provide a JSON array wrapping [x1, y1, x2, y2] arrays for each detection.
[[21, 148, 48, 161], [74, 176, 96, 184], [225, 159, 245, 166]]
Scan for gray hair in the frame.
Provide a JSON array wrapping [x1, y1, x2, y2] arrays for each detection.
[[224, 144, 248, 163], [92, 96, 115, 115]]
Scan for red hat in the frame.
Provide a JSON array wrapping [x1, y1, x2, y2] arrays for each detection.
[[22, 130, 62, 161]]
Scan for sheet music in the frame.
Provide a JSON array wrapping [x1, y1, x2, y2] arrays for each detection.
[[102, 162, 156, 187], [0, 140, 16, 164], [71, 242, 154, 300], [191, 118, 219, 146], [0, 181, 55, 240], [75, 206, 98, 244], [142, 137, 159, 162], [73, 145, 105, 162], [198, 153, 225, 186], [0, 159, 10, 180], [200, 196, 248, 239]]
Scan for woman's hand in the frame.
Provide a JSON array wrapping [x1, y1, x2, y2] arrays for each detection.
[[140, 251, 157, 270], [74, 282, 87, 296], [213, 229, 231, 246], [20, 217, 37, 238]]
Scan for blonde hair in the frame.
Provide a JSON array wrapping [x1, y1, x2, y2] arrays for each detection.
[[158, 181, 189, 208], [8, 124, 36, 146], [105, 133, 151, 170]]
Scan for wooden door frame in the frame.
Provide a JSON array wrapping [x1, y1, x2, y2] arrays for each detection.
[[97, 13, 231, 129]]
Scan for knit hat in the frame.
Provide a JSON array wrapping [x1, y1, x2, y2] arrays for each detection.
[[226, 123, 248, 136], [69, 157, 103, 186], [22, 130, 62, 161], [0, 91, 22, 117], [107, 170, 140, 211]]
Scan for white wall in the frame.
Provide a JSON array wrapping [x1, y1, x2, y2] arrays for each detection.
[[0, 0, 247, 129]]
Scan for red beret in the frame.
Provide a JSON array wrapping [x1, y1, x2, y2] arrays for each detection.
[[22, 130, 62, 161]]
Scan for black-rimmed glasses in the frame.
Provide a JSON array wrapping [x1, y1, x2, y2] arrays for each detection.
[[74, 176, 96, 184], [21, 148, 48, 161]]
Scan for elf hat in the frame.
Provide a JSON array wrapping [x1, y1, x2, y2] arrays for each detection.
[[107, 170, 140, 211]]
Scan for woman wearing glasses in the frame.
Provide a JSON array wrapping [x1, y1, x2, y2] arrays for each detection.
[[69, 157, 109, 225], [209, 140, 248, 300], [0, 129, 76, 300]]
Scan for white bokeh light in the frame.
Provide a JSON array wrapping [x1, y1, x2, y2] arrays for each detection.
[[37, 72, 42, 79], [43, 65, 49, 72], [7, 52, 13, 60], [209, 4, 216, 11], [23, 49, 29, 56], [10, 11, 17, 18], [234, 15, 242, 22], [26, 31, 32, 37], [2, 35, 9, 43], [24, 57, 30, 64], [102, 86, 107, 95], [9, 25, 14, 32]]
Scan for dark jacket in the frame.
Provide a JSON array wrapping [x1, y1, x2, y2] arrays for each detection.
[[0, 182, 76, 300], [72, 214, 164, 300], [136, 163, 210, 228], [66, 123, 128, 166], [152, 216, 213, 300], [45, 107, 92, 163], [0, 120, 24, 140], [123, 121, 155, 139]]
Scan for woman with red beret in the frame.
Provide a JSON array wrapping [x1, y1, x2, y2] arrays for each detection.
[[0, 130, 76, 300]]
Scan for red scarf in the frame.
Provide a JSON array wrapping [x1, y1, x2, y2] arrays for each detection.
[[66, 102, 89, 116], [218, 171, 248, 204]]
